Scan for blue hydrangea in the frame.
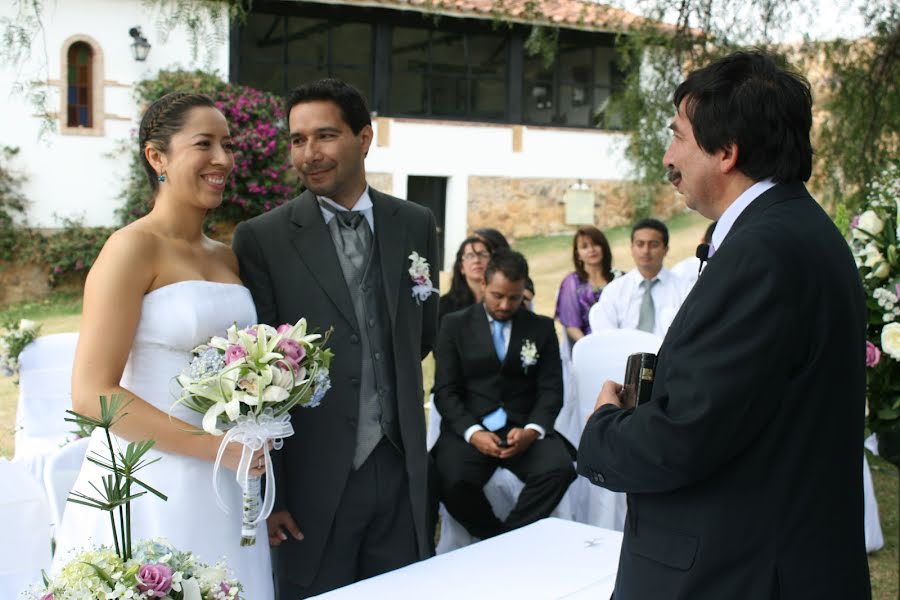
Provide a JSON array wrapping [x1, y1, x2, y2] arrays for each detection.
[[189, 347, 226, 379], [307, 368, 331, 408]]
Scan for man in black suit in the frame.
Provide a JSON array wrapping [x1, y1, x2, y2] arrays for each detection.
[[577, 51, 871, 599], [432, 249, 575, 539], [233, 79, 439, 598]]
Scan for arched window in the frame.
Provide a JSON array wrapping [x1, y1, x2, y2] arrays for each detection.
[[67, 42, 93, 128]]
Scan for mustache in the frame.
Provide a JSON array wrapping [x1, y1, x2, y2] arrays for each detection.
[[666, 167, 681, 182]]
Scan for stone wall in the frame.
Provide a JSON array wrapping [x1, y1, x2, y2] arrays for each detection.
[[467, 176, 685, 239]]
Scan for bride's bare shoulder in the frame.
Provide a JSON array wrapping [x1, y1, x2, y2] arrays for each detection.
[[204, 236, 240, 278], [90, 220, 161, 285]]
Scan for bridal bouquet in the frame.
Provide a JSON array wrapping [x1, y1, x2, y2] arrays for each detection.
[[36, 539, 242, 600], [175, 319, 333, 545]]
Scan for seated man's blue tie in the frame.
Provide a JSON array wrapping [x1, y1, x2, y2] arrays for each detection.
[[484, 319, 508, 431]]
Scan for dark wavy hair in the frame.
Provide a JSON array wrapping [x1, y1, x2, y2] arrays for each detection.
[[284, 78, 371, 135], [445, 236, 493, 308], [473, 227, 510, 251], [139, 92, 216, 195], [673, 50, 813, 183], [631, 218, 669, 247], [485, 248, 529, 284], [572, 225, 613, 283]]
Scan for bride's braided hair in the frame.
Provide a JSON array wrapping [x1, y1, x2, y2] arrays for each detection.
[[138, 92, 217, 194]]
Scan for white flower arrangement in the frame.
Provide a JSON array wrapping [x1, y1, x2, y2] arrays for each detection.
[[408, 251, 438, 304], [0, 318, 40, 377], [520, 339, 539, 373], [35, 539, 242, 600]]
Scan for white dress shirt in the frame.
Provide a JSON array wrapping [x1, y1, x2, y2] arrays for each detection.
[[317, 188, 375, 232], [670, 256, 702, 288], [463, 307, 546, 444], [710, 178, 776, 253], [590, 267, 689, 337]]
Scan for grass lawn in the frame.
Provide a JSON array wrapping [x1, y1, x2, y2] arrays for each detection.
[[1, 216, 897, 597]]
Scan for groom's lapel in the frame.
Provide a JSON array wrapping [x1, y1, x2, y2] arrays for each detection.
[[288, 190, 358, 331], [372, 189, 407, 328]]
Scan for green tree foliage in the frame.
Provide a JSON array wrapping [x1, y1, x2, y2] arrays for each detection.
[[0, 146, 28, 261]]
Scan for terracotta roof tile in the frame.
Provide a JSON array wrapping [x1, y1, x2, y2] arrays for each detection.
[[311, 0, 651, 33]]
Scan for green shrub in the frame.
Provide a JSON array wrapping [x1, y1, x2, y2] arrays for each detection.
[[0, 146, 28, 261]]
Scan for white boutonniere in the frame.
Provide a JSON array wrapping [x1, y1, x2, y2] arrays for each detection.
[[408, 251, 438, 304], [520, 339, 539, 373]]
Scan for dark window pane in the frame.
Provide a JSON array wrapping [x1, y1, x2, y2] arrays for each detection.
[[391, 71, 426, 115], [558, 83, 590, 126], [593, 47, 617, 87], [431, 75, 466, 116], [240, 13, 284, 63], [430, 32, 465, 76], [331, 23, 371, 67], [77, 44, 90, 65], [67, 65, 75, 83], [78, 86, 88, 104], [67, 105, 77, 126], [286, 63, 327, 90], [333, 67, 371, 103], [393, 27, 429, 74], [559, 44, 591, 84], [286, 17, 327, 68], [469, 34, 507, 78], [241, 64, 283, 94], [593, 86, 623, 129], [524, 55, 553, 81], [524, 81, 554, 124], [68, 86, 76, 104], [471, 79, 505, 119], [79, 106, 89, 126]]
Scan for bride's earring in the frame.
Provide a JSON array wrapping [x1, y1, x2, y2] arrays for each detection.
[[158, 171, 167, 183]]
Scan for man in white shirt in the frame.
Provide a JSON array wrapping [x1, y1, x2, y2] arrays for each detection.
[[591, 218, 688, 337], [670, 220, 716, 287]]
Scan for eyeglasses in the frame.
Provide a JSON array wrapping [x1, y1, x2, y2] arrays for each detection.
[[462, 251, 491, 262]]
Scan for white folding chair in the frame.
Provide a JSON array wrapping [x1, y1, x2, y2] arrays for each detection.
[[427, 402, 575, 554], [0, 459, 51, 598], [569, 329, 663, 530], [13, 333, 79, 482], [862, 453, 884, 553], [43, 437, 90, 534]]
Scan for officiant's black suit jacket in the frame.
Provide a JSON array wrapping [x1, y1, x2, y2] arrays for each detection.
[[578, 182, 871, 599], [433, 304, 563, 436], [233, 188, 438, 587]]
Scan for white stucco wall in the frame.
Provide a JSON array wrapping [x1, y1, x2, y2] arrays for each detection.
[[0, 0, 229, 228]]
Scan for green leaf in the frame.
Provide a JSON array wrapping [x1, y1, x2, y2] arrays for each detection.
[[81, 561, 116, 587], [877, 408, 899, 420]]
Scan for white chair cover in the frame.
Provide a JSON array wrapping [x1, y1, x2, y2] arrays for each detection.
[[43, 437, 91, 533], [0, 459, 51, 598], [862, 453, 884, 553], [13, 333, 79, 482], [569, 329, 663, 530], [427, 402, 576, 554], [554, 338, 581, 448]]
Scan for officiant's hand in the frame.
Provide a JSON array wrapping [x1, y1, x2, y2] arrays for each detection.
[[500, 427, 538, 459], [268, 510, 304, 546], [471, 430, 505, 458], [592, 380, 623, 414]]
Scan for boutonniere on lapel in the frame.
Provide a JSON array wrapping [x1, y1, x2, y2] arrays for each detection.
[[520, 339, 539, 373], [408, 251, 438, 304]]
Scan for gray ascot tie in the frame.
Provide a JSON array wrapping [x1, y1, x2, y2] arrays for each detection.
[[637, 278, 659, 333], [318, 199, 372, 274]]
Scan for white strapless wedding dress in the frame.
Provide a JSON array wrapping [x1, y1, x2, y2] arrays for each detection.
[[53, 281, 274, 600]]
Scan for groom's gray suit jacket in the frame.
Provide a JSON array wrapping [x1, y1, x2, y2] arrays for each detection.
[[232, 188, 439, 586]]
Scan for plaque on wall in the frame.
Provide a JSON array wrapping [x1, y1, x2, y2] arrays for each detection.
[[564, 188, 595, 225]]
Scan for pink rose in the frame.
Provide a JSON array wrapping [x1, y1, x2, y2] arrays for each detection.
[[225, 345, 248, 365], [866, 341, 881, 367], [277, 355, 300, 373], [40, 593, 53, 600], [850, 215, 860, 229], [137, 563, 173, 597], [244, 328, 258, 337], [277, 338, 306, 362], [276, 323, 293, 334]]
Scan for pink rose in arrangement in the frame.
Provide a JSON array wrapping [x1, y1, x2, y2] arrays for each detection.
[[277, 338, 306, 363], [40, 593, 53, 600], [137, 563, 174, 597], [850, 215, 860, 229], [225, 345, 248, 365], [276, 323, 293, 334], [866, 341, 881, 367], [245, 328, 258, 337]]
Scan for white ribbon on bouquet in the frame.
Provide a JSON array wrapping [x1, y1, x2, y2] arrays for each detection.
[[211, 409, 294, 528]]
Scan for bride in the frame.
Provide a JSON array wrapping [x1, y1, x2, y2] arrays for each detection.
[[53, 92, 274, 599]]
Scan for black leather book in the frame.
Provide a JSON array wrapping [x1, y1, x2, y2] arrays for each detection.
[[622, 352, 657, 409]]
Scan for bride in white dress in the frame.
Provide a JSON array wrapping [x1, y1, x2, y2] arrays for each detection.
[[53, 92, 274, 599]]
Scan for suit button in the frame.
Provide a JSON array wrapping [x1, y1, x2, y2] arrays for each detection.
[[591, 469, 606, 484], [350, 334, 360, 344], [374, 352, 382, 360], [368, 318, 376, 327]]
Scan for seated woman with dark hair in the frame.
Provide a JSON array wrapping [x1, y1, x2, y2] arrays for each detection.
[[473, 227, 510, 251], [555, 225, 616, 346], [439, 235, 493, 327]]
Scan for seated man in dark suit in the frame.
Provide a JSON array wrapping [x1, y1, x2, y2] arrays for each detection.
[[432, 248, 576, 539]]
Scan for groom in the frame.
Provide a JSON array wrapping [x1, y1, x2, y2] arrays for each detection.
[[233, 79, 439, 598]]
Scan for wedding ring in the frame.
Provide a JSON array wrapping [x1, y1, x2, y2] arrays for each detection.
[[257, 457, 263, 469]]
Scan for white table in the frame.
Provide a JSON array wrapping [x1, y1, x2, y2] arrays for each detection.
[[311, 518, 622, 599]]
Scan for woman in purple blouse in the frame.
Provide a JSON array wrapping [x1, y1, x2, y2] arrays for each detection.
[[555, 225, 616, 346]]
